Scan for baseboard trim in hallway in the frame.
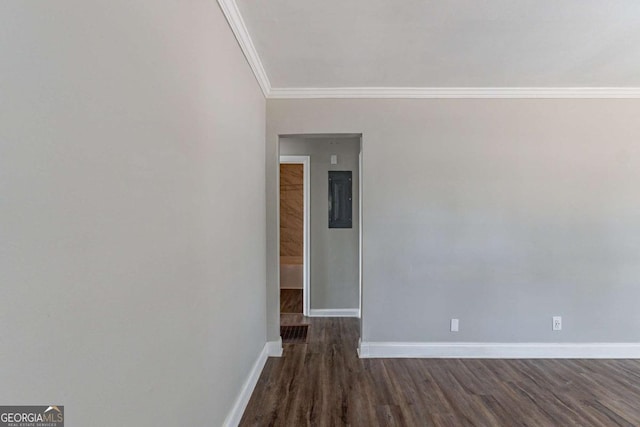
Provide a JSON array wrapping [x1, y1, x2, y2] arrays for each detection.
[[309, 308, 360, 317], [223, 338, 282, 427], [358, 340, 640, 359]]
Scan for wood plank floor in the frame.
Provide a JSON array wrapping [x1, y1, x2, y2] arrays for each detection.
[[280, 289, 302, 314], [241, 317, 640, 426]]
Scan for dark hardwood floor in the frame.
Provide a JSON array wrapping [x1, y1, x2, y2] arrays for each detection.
[[280, 289, 302, 314], [241, 317, 640, 426]]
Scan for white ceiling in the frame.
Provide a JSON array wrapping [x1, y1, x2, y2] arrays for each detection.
[[235, 0, 640, 89]]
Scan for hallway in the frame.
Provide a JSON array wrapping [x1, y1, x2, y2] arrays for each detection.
[[240, 318, 640, 426]]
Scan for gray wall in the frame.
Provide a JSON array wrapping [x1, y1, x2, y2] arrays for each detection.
[[1, 2, 266, 425], [280, 137, 360, 310], [266, 99, 640, 343]]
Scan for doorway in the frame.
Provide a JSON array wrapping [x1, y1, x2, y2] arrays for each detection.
[[279, 156, 310, 317], [278, 135, 361, 321], [273, 134, 362, 351]]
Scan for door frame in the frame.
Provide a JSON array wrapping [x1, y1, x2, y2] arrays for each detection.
[[279, 155, 311, 316], [358, 140, 363, 319]]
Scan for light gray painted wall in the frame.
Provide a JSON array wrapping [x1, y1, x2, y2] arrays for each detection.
[[266, 99, 640, 343], [281, 137, 360, 310], [0, 2, 265, 425]]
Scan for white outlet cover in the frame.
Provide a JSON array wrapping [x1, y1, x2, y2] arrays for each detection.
[[553, 316, 562, 331], [451, 318, 459, 332]]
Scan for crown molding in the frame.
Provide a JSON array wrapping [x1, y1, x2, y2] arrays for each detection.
[[268, 87, 640, 99], [218, 0, 640, 100], [217, 0, 271, 97]]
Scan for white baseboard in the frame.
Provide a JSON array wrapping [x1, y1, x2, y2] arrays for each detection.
[[223, 338, 283, 427], [309, 308, 360, 318], [358, 341, 640, 359], [266, 338, 283, 357]]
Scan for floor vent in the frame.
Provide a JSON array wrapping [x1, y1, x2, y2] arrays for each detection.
[[280, 324, 309, 344]]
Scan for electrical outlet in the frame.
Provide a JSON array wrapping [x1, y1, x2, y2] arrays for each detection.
[[553, 316, 562, 331], [451, 318, 459, 332]]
